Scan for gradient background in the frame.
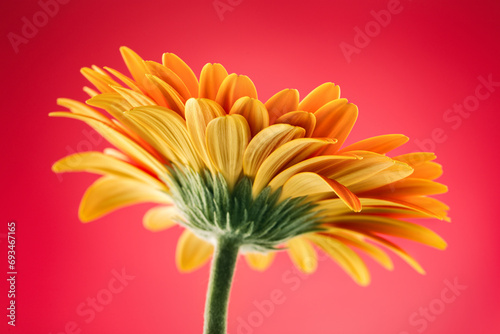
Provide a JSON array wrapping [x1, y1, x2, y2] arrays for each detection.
[[1, 0, 500, 333]]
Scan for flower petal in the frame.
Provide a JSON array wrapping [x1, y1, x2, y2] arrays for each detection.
[[298, 83, 340, 113], [199, 63, 229, 100], [216, 74, 258, 112], [79, 176, 171, 222], [110, 85, 156, 107], [307, 234, 370, 286], [104, 66, 143, 93], [81, 67, 120, 93], [280, 172, 361, 211], [176, 230, 213, 272], [275, 111, 316, 137], [206, 114, 251, 190], [144, 74, 185, 117], [265, 89, 299, 123], [252, 138, 336, 196], [359, 178, 448, 198], [347, 161, 414, 193], [243, 124, 305, 179], [185, 98, 225, 170], [52, 151, 166, 190], [119, 46, 150, 90], [162, 53, 199, 98], [338, 134, 409, 154], [143, 206, 179, 232], [146, 60, 191, 101], [245, 252, 276, 271], [229, 97, 269, 137], [287, 237, 317, 273], [57, 98, 112, 125], [312, 99, 358, 154]]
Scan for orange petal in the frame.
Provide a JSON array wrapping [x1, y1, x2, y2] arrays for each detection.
[[339, 134, 409, 154], [215, 74, 258, 113], [119, 47, 150, 90], [162, 53, 199, 98], [229, 97, 269, 137], [199, 63, 229, 100], [265, 89, 299, 124], [275, 111, 316, 137], [298, 83, 340, 113], [145, 61, 191, 101]]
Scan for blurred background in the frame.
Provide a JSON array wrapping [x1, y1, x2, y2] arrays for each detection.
[[1, 0, 499, 333]]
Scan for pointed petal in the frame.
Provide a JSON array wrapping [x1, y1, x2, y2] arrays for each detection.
[[52, 151, 166, 190], [339, 134, 409, 154], [119, 47, 150, 89], [347, 161, 414, 193], [86, 92, 133, 122], [275, 111, 316, 137], [312, 99, 358, 154], [79, 176, 171, 222], [199, 63, 229, 100], [280, 172, 361, 211], [307, 234, 370, 286], [81, 67, 120, 93], [245, 252, 276, 271], [287, 237, 318, 273], [104, 66, 143, 93], [162, 53, 199, 98], [144, 74, 185, 117], [206, 114, 251, 190], [298, 83, 340, 113], [243, 124, 305, 178], [229, 97, 269, 136], [111, 85, 156, 107], [176, 230, 213, 272], [359, 178, 448, 198], [185, 98, 225, 170], [215, 74, 258, 112], [143, 206, 179, 232], [146, 60, 191, 101], [57, 98, 112, 125], [49, 112, 168, 177], [252, 138, 336, 196], [265, 89, 299, 123]]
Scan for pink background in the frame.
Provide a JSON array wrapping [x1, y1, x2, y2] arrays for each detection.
[[2, 0, 500, 333]]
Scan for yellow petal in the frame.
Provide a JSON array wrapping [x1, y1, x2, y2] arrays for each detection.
[[252, 138, 336, 196], [86, 92, 133, 122], [206, 115, 251, 190], [245, 252, 276, 271], [83, 86, 99, 97], [307, 234, 370, 286], [348, 161, 414, 193], [275, 111, 316, 137], [199, 63, 229, 100], [339, 134, 409, 154], [143, 206, 179, 232], [327, 215, 447, 249], [146, 60, 191, 101], [119, 46, 150, 90], [162, 52, 199, 98], [104, 66, 143, 93], [49, 112, 168, 177], [268, 155, 357, 191], [79, 176, 171, 222], [144, 74, 185, 117], [265, 89, 299, 124], [124, 106, 203, 170], [298, 83, 340, 113], [216, 74, 258, 112], [312, 99, 358, 154], [359, 178, 448, 198], [287, 237, 317, 273], [176, 230, 213, 272], [52, 151, 166, 190], [56, 98, 112, 125], [80, 67, 120, 93], [229, 97, 269, 137], [280, 172, 361, 211], [325, 230, 393, 270], [185, 98, 225, 170], [110, 85, 156, 107], [243, 124, 305, 178]]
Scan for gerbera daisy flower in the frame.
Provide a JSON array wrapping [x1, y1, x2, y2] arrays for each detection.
[[51, 47, 449, 334]]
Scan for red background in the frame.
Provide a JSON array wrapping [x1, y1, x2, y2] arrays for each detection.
[[1, 0, 500, 333]]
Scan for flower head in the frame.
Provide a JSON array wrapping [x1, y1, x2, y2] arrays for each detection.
[[52, 47, 449, 285]]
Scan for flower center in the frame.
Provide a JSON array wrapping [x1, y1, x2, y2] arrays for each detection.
[[167, 166, 323, 252]]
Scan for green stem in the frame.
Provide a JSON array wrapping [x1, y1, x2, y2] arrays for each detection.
[[203, 236, 240, 334]]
